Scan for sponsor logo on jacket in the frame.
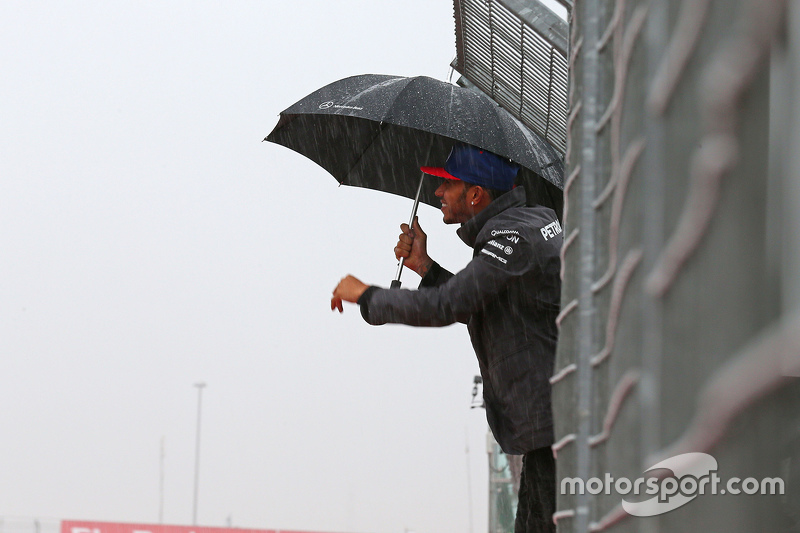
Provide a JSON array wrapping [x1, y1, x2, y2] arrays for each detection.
[[486, 239, 514, 255], [491, 229, 520, 243], [541, 220, 563, 241], [481, 248, 508, 264]]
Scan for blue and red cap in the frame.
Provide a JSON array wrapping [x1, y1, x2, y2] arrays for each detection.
[[421, 142, 520, 191]]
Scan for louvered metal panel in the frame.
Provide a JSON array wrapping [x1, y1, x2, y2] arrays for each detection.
[[453, 0, 569, 154]]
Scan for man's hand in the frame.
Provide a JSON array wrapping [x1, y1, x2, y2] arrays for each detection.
[[394, 216, 433, 277], [331, 275, 369, 313]]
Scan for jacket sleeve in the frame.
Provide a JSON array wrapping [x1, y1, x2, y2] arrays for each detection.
[[358, 228, 534, 327], [419, 261, 454, 288]]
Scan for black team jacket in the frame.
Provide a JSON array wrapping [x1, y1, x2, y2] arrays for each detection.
[[357, 186, 562, 454]]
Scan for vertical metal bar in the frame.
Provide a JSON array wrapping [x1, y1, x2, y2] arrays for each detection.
[[785, 0, 800, 366], [490, 0, 497, 99], [576, 0, 601, 530], [160, 436, 165, 524], [545, 47, 556, 140], [639, 4, 668, 532], [192, 382, 206, 525]]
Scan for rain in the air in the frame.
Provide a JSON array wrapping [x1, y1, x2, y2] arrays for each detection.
[[1, 2, 797, 533]]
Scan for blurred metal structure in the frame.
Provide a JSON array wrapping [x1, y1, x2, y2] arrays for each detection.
[[450, 0, 800, 529], [552, 0, 800, 531], [487, 432, 520, 533], [452, 0, 569, 154]]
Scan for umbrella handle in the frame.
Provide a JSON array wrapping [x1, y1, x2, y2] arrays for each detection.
[[391, 173, 426, 289]]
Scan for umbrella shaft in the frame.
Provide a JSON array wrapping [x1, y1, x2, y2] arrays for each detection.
[[392, 173, 426, 288]]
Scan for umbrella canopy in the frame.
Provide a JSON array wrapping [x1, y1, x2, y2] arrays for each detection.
[[265, 74, 564, 210]]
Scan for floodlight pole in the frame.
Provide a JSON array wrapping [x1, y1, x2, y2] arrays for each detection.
[[160, 436, 165, 524], [192, 382, 207, 525]]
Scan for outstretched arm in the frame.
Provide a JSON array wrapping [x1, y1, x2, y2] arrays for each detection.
[[360, 249, 521, 327]]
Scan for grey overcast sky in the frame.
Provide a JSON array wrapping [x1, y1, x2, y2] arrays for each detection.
[[0, 2, 565, 533]]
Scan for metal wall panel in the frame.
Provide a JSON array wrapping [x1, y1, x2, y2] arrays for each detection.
[[453, 0, 569, 154], [553, 0, 799, 531]]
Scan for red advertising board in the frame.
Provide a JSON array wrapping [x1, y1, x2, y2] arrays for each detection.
[[61, 520, 346, 533]]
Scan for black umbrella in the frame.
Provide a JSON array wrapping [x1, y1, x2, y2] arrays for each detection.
[[265, 74, 564, 286]]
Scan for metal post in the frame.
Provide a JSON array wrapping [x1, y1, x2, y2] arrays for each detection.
[[192, 382, 206, 525], [575, 0, 599, 530], [160, 436, 165, 524]]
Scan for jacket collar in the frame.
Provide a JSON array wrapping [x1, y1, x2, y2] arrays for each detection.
[[457, 186, 527, 247]]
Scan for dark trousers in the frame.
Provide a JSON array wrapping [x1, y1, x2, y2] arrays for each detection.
[[514, 446, 556, 533]]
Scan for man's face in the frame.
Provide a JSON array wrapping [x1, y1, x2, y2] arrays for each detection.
[[434, 179, 473, 224]]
